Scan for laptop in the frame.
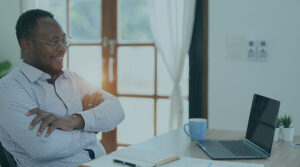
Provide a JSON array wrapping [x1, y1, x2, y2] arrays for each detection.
[[197, 94, 280, 159]]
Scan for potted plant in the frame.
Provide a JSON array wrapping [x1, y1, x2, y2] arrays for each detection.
[[281, 114, 294, 142], [274, 118, 281, 141], [0, 61, 11, 78]]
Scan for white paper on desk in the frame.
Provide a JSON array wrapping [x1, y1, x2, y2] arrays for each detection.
[[161, 157, 264, 167]]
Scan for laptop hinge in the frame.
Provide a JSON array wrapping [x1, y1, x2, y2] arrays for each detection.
[[245, 139, 270, 156]]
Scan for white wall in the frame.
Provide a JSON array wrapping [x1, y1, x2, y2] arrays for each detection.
[[209, 0, 300, 136], [0, 0, 21, 68]]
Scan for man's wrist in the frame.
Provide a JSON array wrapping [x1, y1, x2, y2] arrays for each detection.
[[70, 114, 85, 130]]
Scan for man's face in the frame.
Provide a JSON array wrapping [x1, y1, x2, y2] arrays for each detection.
[[30, 17, 66, 76]]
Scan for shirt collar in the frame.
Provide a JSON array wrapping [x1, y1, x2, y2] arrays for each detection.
[[19, 61, 65, 83]]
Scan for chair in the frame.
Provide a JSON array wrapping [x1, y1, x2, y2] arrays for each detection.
[[0, 142, 17, 167]]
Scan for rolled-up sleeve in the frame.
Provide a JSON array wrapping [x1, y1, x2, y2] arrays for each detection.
[[73, 73, 125, 133], [79, 95, 125, 132], [0, 83, 93, 161]]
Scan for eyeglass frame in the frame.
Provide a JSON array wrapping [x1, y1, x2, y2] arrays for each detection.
[[30, 36, 72, 50]]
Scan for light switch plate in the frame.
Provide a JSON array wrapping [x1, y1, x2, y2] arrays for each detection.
[[225, 36, 247, 61]]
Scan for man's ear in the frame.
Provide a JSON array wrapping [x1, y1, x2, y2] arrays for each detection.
[[20, 39, 33, 53]]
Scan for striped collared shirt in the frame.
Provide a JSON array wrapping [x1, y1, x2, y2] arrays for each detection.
[[0, 61, 125, 167]]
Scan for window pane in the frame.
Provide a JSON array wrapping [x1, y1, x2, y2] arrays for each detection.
[[157, 99, 189, 135], [157, 54, 189, 97], [36, 0, 67, 32], [70, 0, 101, 42], [118, 97, 154, 144], [69, 46, 102, 87], [118, 0, 153, 42], [117, 47, 154, 95]]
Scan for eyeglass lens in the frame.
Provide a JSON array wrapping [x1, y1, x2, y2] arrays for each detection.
[[53, 37, 69, 49]]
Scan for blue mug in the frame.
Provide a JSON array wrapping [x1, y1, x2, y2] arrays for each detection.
[[184, 118, 207, 141]]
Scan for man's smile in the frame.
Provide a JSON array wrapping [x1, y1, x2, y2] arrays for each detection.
[[50, 55, 64, 64]]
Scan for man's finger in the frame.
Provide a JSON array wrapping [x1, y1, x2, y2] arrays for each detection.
[[92, 94, 100, 106], [95, 92, 103, 97], [82, 94, 89, 111], [87, 93, 94, 107], [100, 96, 104, 104], [45, 125, 57, 137], [93, 92, 104, 105], [26, 108, 41, 116], [37, 116, 56, 136], [94, 95, 104, 106], [83, 94, 92, 111], [97, 92, 104, 105], [95, 96, 101, 106], [29, 113, 52, 130], [82, 94, 89, 106]]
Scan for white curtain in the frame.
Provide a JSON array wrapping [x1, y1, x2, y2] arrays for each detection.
[[148, 0, 196, 129]]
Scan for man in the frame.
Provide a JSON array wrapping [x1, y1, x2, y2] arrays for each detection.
[[0, 9, 125, 167]]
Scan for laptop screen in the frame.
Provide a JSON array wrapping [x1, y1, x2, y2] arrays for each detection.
[[245, 94, 280, 154]]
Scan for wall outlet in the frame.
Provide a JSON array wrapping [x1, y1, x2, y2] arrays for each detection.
[[247, 40, 257, 61], [257, 40, 268, 61], [247, 40, 269, 62]]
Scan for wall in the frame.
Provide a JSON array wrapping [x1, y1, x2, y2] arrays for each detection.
[[209, 0, 300, 135], [0, 0, 21, 68]]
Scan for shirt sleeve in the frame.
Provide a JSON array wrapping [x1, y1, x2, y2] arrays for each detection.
[[72, 73, 125, 133], [0, 83, 95, 161]]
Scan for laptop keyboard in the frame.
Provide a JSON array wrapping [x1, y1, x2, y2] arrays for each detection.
[[219, 140, 264, 156]]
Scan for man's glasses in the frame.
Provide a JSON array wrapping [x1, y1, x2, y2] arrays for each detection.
[[31, 36, 72, 50]]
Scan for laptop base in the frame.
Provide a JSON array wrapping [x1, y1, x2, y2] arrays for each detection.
[[197, 140, 268, 160]]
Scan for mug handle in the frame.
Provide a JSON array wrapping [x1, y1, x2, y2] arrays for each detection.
[[183, 123, 190, 137]]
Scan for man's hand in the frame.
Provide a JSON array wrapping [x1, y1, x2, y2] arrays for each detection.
[[26, 108, 84, 137], [82, 92, 104, 111]]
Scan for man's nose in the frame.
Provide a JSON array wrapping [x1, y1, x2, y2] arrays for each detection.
[[56, 44, 67, 54]]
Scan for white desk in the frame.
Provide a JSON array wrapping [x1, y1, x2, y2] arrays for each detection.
[[83, 128, 300, 167]]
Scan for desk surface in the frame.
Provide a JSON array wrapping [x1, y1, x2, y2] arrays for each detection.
[[131, 129, 300, 167], [84, 129, 300, 167]]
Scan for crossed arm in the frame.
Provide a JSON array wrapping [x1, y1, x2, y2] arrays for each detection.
[[26, 72, 124, 137], [26, 92, 104, 137], [0, 78, 124, 160]]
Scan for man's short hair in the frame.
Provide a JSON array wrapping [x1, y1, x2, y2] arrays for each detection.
[[15, 9, 54, 45]]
